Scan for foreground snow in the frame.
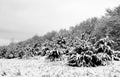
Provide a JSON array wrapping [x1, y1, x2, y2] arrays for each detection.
[[0, 57, 120, 77]]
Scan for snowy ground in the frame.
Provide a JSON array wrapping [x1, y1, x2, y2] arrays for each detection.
[[0, 57, 120, 77]]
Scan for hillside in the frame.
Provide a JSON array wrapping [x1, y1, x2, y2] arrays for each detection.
[[0, 4, 120, 77], [0, 5, 120, 77]]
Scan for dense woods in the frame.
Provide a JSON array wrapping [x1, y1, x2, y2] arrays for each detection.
[[0, 5, 120, 67]]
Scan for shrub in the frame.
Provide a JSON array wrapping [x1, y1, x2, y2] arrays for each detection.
[[46, 48, 62, 61]]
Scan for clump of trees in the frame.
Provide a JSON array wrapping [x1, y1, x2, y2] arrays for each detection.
[[67, 36, 114, 67]]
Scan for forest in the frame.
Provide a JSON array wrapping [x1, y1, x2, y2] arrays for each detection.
[[0, 5, 120, 67]]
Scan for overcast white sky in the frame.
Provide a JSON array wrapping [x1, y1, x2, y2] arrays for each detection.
[[0, 0, 120, 45]]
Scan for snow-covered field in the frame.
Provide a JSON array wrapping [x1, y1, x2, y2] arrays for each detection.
[[0, 57, 120, 77]]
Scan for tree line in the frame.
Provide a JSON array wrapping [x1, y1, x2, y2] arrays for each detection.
[[0, 5, 120, 67]]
